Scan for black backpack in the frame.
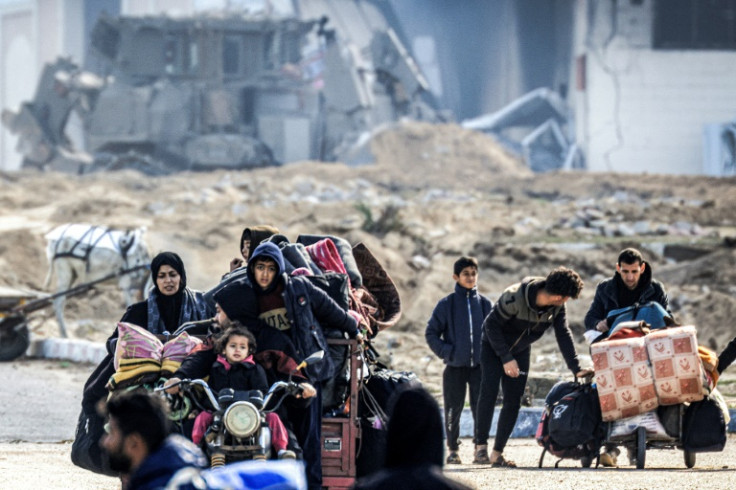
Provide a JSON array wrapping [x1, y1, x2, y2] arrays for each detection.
[[537, 380, 605, 468]]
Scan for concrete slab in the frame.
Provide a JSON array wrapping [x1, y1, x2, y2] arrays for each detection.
[[27, 338, 107, 364]]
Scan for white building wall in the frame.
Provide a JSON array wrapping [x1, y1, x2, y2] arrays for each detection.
[[0, 0, 87, 171], [1, 1, 36, 171], [576, 0, 736, 175]]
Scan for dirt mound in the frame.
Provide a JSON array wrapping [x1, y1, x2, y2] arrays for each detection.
[[2, 121, 736, 394], [369, 121, 531, 188]]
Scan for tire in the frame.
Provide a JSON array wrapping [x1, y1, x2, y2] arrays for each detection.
[[0, 317, 30, 362], [684, 450, 696, 468], [636, 426, 646, 469]]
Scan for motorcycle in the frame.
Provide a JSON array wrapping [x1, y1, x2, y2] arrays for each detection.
[[157, 350, 324, 467]]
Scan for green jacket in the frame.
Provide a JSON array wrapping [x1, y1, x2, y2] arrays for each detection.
[[483, 277, 581, 374]]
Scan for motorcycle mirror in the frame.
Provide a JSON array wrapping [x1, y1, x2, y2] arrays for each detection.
[[290, 350, 325, 379], [303, 350, 324, 365]]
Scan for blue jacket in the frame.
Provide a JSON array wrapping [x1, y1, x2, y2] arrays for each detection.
[[248, 242, 360, 383], [127, 434, 207, 490], [425, 284, 492, 367]]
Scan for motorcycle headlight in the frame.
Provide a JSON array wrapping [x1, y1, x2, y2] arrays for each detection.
[[223, 401, 260, 438]]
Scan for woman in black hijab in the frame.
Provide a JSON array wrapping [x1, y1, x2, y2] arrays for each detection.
[[106, 251, 213, 352]]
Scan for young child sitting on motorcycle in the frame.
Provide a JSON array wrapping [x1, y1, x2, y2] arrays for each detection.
[[191, 325, 296, 459]]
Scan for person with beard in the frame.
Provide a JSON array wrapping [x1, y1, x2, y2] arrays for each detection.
[[99, 389, 207, 490], [583, 247, 669, 466], [352, 386, 471, 490], [106, 251, 213, 353], [163, 279, 322, 471]]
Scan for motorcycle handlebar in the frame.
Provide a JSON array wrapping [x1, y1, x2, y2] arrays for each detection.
[[155, 378, 221, 412], [262, 380, 302, 413], [156, 378, 302, 414]]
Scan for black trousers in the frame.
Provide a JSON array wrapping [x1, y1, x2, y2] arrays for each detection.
[[474, 340, 530, 452], [287, 382, 323, 490], [442, 364, 482, 451]]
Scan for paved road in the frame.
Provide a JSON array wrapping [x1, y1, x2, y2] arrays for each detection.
[[2, 359, 735, 490], [0, 359, 94, 442]]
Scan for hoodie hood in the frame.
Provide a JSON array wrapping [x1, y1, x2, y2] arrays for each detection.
[[241, 225, 280, 259], [247, 242, 286, 293]]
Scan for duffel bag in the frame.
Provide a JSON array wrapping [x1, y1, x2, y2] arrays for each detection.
[[359, 367, 420, 418], [71, 408, 117, 476], [682, 393, 727, 452]]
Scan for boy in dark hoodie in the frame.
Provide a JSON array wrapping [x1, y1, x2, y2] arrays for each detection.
[[247, 241, 363, 490], [425, 256, 492, 465], [203, 224, 280, 310]]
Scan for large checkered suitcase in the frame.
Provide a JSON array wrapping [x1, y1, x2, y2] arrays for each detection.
[[645, 325, 706, 405], [591, 335, 658, 422]]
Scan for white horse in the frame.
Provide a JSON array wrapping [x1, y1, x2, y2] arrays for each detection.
[[43, 224, 151, 337]]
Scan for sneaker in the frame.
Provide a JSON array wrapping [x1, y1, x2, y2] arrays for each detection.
[[446, 451, 462, 465], [599, 450, 617, 467], [473, 445, 490, 464], [278, 449, 297, 460]]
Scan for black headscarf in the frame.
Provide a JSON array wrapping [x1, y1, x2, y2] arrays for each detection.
[[385, 386, 444, 469], [150, 251, 187, 332]]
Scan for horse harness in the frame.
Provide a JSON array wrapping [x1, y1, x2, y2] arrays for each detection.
[[52, 225, 139, 273]]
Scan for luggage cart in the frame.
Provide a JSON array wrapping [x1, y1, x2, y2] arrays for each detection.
[[603, 404, 696, 469]]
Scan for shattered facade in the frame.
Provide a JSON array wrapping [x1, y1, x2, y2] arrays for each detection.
[[1, 2, 439, 174]]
